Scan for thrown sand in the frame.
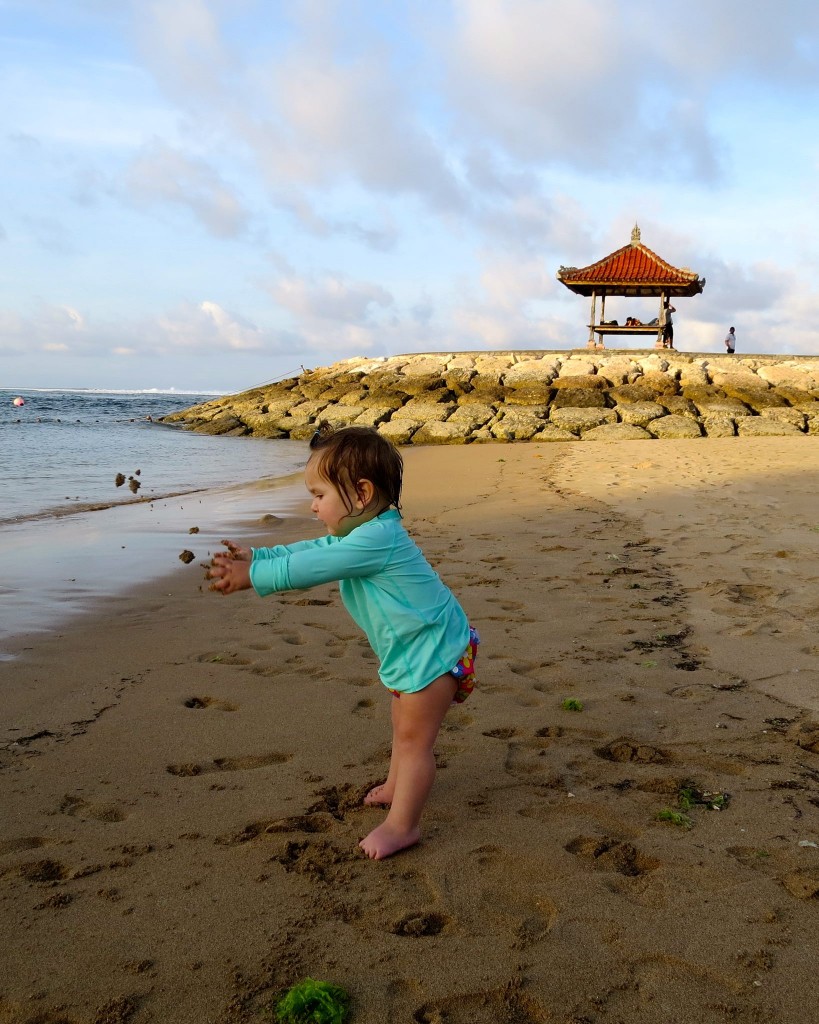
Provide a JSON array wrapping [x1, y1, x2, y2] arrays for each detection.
[[1, 438, 818, 1023]]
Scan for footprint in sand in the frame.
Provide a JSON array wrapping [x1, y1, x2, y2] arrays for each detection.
[[0, 836, 51, 855], [219, 812, 337, 844], [195, 651, 251, 666], [183, 696, 238, 712], [412, 978, 552, 1024], [565, 835, 661, 876], [279, 632, 308, 646], [595, 738, 670, 764], [59, 795, 127, 822], [166, 751, 292, 777], [353, 697, 377, 717]]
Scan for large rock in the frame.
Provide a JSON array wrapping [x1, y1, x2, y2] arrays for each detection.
[[756, 364, 819, 389], [503, 359, 559, 386], [701, 415, 736, 437], [412, 421, 470, 444], [648, 415, 703, 439], [490, 409, 547, 440], [549, 408, 618, 433], [616, 401, 666, 427], [581, 423, 652, 441], [391, 399, 455, 420], [660, 395, 699, 418], [551, 374, 608, 390], [609, 383, 662, 404], [692, 398, 752, 418], [532, 423, 576, 442], [552, 388, 607, 409], [378, 420, 421, 444], [736, 418, 805, 437]]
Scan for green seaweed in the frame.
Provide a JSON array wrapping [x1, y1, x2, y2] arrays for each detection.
[[657, 808, 693, 829], [272, 979, 351, 1024], [561, 698, 584, 712]]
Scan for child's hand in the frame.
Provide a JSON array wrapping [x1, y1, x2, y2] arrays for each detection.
[[207, 553, 252, 595], [220, 539, 251, 561]]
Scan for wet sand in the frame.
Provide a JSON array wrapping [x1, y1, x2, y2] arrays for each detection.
[[1, 439, 819, 1024]]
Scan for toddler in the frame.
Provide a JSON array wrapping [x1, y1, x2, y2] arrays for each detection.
[[207, 424, 479, 860]]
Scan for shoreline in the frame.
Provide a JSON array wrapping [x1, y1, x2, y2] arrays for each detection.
[[0, 470, 309, 654], [1, 439, 818, 1023]]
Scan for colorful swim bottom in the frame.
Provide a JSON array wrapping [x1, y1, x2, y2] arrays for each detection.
[[450, 625, 480, 703], [387, 626, 480, 704]]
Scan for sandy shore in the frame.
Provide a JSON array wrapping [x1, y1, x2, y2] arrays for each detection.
[[2, 438, 819, 1024]]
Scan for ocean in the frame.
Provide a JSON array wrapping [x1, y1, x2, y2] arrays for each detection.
[[0, 389, 309, 651]]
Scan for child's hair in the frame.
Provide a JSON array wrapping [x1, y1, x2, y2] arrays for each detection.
[[309, 423, 403, 514]]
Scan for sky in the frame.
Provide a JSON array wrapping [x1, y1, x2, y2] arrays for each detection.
[[2, 0, 819, 392]]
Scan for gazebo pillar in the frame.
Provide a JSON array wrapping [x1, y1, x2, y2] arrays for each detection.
[[588, 291, 597, 347]]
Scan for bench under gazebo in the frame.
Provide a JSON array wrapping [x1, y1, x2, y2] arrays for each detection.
[[556, 226, 705, 349]]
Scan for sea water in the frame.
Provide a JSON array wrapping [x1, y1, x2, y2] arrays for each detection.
[[0, 389, 309, 649]]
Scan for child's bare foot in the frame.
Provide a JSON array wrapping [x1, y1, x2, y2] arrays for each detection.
[[363, 783, 393, 806], [359, 822, 420, 860]]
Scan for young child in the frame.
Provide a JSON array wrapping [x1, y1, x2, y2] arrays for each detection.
[[207, 424, 479, 860]]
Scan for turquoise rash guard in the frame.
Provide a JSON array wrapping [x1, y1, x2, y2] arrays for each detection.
[[248, 509, 470, 693]]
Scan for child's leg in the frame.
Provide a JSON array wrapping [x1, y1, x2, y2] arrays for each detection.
[[359, 673, 456, 860], [364, 695, 401, 806]]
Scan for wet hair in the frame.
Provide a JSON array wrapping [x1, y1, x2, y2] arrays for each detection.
[[308, 423, 403, 515]]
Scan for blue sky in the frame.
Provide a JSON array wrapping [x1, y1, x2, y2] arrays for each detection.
[[2, 0, 818, 391]]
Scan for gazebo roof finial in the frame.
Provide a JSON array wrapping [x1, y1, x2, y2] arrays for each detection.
[[631, 223, 641, 244]]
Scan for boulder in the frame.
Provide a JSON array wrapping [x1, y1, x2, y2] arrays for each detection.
[[531, 424, 577, 442], [581, 423, 652, 441], [391, 399, 455, 421], [692, 398, 752, 418], [736, 418, 805, 437], [549, 408, 618, 433], [660, 395, 699, 419], [505, 385, 554, 406], [701, 415, 736, 437], [551, 374, 608, 390], [648, 415, 703, 439], [378, 420, 421, 445], [490, 410, 547, 440], [353, 406, 395, 428], [757, 408, 807, 430], [552, 388, 607, 409], [616, 401, 666, 427], [503, 359, 559, 386], [609, 383, 662, 404], [412, 421, 470, 444]]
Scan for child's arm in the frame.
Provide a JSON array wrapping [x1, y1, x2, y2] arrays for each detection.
[[250, 536, 336, 560], [249, 529, 388, 596]]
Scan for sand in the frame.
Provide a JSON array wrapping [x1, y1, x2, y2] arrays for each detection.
[[1, 438, 818, 1024]]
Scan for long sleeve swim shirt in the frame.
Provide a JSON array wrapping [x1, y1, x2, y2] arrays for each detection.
[[248, 509, 469, 694]]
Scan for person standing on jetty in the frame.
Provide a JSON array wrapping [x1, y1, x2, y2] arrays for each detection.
[[662, 298, 676, 349], [725, 326, 736, 353], [207, 424, 479, 860]]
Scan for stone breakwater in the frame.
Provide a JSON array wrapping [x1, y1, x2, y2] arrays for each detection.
[[162, 350, 819, 444]]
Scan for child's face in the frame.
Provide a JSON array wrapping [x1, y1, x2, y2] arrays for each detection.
[[305, 458, 361, 537]]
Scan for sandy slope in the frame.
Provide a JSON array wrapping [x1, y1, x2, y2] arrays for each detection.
[[1, 439, 818, 1024]]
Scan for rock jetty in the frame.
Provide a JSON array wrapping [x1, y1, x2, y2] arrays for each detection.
[[161, 350, 819, 443]]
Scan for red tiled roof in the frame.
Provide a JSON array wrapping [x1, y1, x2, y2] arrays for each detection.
[[557, 228, 705, 297]]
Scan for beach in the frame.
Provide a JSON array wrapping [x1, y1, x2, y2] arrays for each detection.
[[2, 437, 819, 1024]]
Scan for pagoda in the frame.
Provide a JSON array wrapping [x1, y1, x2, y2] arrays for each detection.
[[556, 226, 705, 349]]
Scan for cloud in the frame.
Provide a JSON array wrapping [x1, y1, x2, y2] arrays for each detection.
[[123, 140, 250, 238], [268, 272, 394, 324]]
